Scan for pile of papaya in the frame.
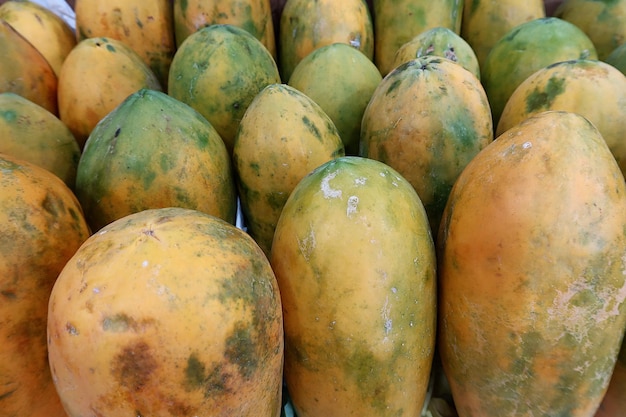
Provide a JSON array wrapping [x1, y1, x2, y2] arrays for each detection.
[[2, 0, 626, 416]]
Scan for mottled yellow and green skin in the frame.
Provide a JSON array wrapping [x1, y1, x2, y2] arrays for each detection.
[[391, 26, 481, 79], [0, 20, 57, 116], [48, 207, 284, 417], [556, 0, 626, 60], [279, 0, 374, 82], [233, 83, 344, 257], [0, 92, 80, 189], [497, 59, 626, 178], [0, 0, 76, 77], [270, 156, 437, 417], [481, 17, 597, 126], [461, 0, 545, 69], [0, 154, 90, 417], [168, 24, 280, 153], [76, 89, 236, 232], [373, 0, 463, 76], [438, 111, 626, 417], [360, 56, 493, 237], [288, 43, 382, 155], [174, 0, 276, 58], [75, 0, 176, 89], [58, 36, 162, 148]]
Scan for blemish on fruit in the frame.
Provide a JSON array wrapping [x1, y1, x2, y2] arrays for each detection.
[[111, 341, 158, 391], [320, 171, 342, 199], [525, 76, 566, 113], [225, 323, 258, 378], [65, 322, 79, 336]]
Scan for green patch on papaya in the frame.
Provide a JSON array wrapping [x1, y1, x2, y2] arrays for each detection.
[[266, 191, 287, 211], [385, 79, 402, 96], [0, 109, 16, 122], [224, 323, 258, 378], [184, 353, 232, 397], [248, 162, 261, 176], [302, 115, 322, 141], [106, 44, 116, 53], [102, 313, 133, 332], [525, 76, 566, 113]]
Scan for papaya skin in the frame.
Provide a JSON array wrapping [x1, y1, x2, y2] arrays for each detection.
[[497, 59, 626, 178], [271, 156, 437, 417], [438, 111, 626, 417], [0, 154, 90, 417], [174, 0, 276, 58], [360, 56, 493, 237], [233, 83, 344, 257], [48, 207, 284, 417], [75, 0, 176, 88], [461, 0, 545, 68], [0, 0, 76, 77], [0, 19, 58, 115], [373, 0, 463, 75], [279, 0, 374, 82]]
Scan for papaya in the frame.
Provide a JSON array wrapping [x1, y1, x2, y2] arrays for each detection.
[[0, 0, 76, 77], [233, 83, 345, 256], [168, 24, 280, 153], [0, 153, 90, 417], [391, 26, 480, 80], [173, 0, 276, 58], [438, 111, 626, 416], [481, 17, 597, 126], [75, 0, 176, 89], [372, 0, 463, 76], [497, 59, 626, 177], [288, 42, 382, 155], [270, 156, 437, 417], [555, 0, 626, 60], [76, 88, 236, 232], [0, 19, 57, 115], [47, 207, 284, 417], [461, 0, 545, 68], [58, 36, 162, 148], [360, 56, 493, 237], [0, 92, 80, 188], [279, 0, 374, 82]]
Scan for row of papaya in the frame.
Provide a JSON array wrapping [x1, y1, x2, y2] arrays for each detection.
[[2, 0, 626, 416]]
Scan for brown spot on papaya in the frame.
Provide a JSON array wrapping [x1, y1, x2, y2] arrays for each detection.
[[184, 353, 233, 398], [66, 322, 79, 336], [111, 341, 158, 391]]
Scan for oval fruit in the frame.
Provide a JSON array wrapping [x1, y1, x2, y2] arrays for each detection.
[[0, 92, 80, 188], [173, 0, 276, 57], [497, 59, 626, 177], [168, 24, 280, 153], [76, 88, 236, 232], [360, 55, 493, 236], [0, 153, 90, 417], [75, 0, 176, 88], [461, 0, 545, 68], [0, 19, 57, 115], [481, 16, 597, 125], [271, 156, 437, 417], [438, 111, 626, 416], [48, 207, 284, 417], [391, 26, 480, 80], [58, 36, 162, 148], [288, 42, 382, 155], [0, 0, 76, 77], [373, 0, 463, 76], [279, 0, 374, 82], [233, 83, 344, 256]]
